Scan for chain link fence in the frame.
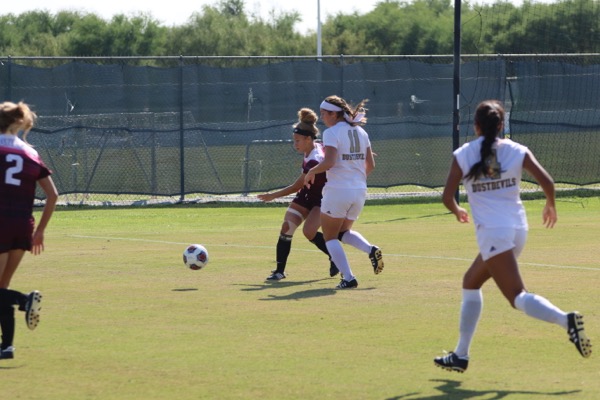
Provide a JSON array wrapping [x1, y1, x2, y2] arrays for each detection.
[[1, 54, 599, 205]]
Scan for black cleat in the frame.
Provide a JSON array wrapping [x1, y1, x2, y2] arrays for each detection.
[[0, 346, 14, 360], [369, 246, 384, 274], [434, 352, 469, 373], [336, 278, 358, 289], [567, 312, 592, 358], [266, 272, 286, 281], [25, 291, 42, 330]]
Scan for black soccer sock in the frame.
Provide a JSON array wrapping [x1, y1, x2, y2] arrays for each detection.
[[275, 234, 293, 273], [0, 289, 25, 309], [310, 232, 331, 257], [0, 306, 15, 349]]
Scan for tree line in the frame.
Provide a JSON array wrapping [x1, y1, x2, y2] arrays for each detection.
[[1, 0, 598, 61]]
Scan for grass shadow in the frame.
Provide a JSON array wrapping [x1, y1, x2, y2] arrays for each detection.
[[236, 278, 331, 292], [363, 212, 450, 224], [0, 364, 23, 370], [386, 379, 581, 399], [260, 286, 377, 301], [260, 288, 337, 300]]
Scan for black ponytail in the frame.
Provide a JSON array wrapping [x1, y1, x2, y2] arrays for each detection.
[[465, 100, 505, 181]]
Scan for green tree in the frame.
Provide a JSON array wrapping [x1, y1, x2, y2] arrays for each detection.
[[165, 0, 313, 61], [1, 0, 599, 60]]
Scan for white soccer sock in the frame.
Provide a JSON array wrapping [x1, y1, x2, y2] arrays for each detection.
[[514, 292, 568, 329], [454, 289, 483, 358], [339, 230, 372, 253], [325, 239, 355, 281]]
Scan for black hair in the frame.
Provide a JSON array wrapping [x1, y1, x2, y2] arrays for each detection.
[[464, 100, 505, 181]]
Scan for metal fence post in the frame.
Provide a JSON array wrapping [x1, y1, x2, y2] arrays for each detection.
[[179, 55, 185, 202]]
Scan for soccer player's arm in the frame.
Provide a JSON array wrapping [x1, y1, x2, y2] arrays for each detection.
[[365, 147, 375, 176], [31, 176, 59, 255], [442, 157, 469, 223], [257, 174, 305, 202], [523, 149, 557, 228]]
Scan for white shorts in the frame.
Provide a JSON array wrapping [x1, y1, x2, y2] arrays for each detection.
[[476, 226, 528, 261], [320, 187, 367, 220]]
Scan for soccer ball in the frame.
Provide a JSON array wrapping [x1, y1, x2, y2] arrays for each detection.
[[183, 244, 209, 270]]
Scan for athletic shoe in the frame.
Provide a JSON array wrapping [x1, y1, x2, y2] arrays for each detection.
[[369, 246, 384, 274], [329, 260, 339, 277], [434, 351, 469, 373], [0, 346, 14, 360], [25, 290, 42, 331], [336, 278, 358, 289], [567, 312, 592, 358], [266, 272, 286, 281]]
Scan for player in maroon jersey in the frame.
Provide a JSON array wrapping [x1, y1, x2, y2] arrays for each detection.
[[258, 108, 338, 280], [0, 101, 58, 360]]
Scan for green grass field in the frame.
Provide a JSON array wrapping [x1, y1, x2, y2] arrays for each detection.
[[4, 197, 600, 399]]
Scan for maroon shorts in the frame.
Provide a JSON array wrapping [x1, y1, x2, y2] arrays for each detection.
[[291, 187, 322, 211], [0, 217, 34, 253]]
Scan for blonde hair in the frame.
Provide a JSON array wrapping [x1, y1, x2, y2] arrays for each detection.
[[0, 101, 37, 142], [293, 107, 319, 138], [322, 95, 368, 126]]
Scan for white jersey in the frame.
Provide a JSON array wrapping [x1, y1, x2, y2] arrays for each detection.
[[454, 137, 528, 229], [322, 121, 371, 189]]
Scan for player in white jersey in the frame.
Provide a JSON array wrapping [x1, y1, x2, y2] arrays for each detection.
[[434, 100, 591, 373], [304, 95, 384, 289], [258, 108, 338, 280]]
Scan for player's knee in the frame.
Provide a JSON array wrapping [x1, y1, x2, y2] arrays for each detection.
[[281, 219, 298, 237]]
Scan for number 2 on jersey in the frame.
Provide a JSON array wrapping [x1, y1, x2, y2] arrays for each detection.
[[4, 154, 23, 186]]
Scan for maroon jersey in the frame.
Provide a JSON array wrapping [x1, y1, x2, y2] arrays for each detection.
[[292, 143, 327, 210], [0, 134, 51, 220]]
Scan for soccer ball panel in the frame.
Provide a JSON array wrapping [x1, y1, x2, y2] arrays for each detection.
[[183, 244, 209, 270]]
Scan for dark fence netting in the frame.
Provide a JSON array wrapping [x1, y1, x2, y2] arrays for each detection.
[[1, 55, 599, 205]]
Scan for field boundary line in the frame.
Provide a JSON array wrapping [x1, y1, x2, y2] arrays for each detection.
[[68, 234, 600, 272]]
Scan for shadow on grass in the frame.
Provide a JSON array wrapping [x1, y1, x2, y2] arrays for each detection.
[[386, 379, 581, 399], [260, 288, 337, 301], [362, 212, 450, 224], [0, 365, 22, 369], [237, 278, 331, 292], [259, 285, 377, 300], [235, 279, 375, 300], [171, 288, 199, 292]]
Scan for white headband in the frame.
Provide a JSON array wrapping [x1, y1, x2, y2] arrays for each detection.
[[320, 101, 342, 112], [344, 112, 366, 124]]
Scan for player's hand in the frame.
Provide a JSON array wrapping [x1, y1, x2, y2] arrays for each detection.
[[542, 204, 557, 228], [455, 207, 469, 223], [257, 193, 274, 202], [31, 230, 45, 255], [304, 171, 315, 188]]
